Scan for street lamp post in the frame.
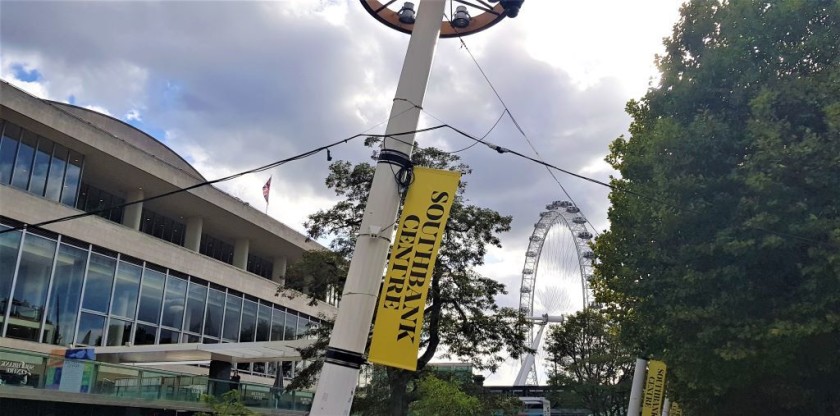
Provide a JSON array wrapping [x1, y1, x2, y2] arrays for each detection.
[[310, 2, 520, 414]]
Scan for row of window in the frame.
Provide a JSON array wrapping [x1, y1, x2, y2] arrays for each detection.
[[0, 119, 84, 207], [0, 220, 319, 350], [1, 117, 274, 283], [76, 182, 125, 223]]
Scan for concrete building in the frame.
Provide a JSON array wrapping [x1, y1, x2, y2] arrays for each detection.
[[0, 81, 336, 413]]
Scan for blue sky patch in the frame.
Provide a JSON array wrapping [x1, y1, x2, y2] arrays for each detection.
[[10, 63, 42, 82], [126, 118, 168, 145]]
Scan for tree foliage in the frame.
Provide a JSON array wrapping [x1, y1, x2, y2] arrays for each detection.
[[593, 1, 840, 414], [544, 309, 633, 416], [292, 138, 529, 414], [195, 390, 257, 416], [283, 249, 348, 305], [408, 375, 482, 416]]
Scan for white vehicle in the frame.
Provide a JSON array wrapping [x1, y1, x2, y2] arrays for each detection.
[[518, 397, 551, 416]]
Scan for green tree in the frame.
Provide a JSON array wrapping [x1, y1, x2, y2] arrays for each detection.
[[284, 249, 349, 305], [408, 375, 482, 416], [593, 1, 840, 414], [195, 390, 257, 416], [544, 309, 633, 416], [291, 138, 529, 415]]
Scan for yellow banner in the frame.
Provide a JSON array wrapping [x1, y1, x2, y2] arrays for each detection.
[[642, 360, 667, 416], [368, 167, 461, 371], [670, 402, 683, 416]]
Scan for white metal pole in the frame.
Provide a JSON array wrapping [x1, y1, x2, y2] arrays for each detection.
[[310, 1, 446, 415], [627, 358, 647, 416], [661, 397, 671, 416]]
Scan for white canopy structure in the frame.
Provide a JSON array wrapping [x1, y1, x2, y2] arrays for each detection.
[[95, 339, 313, 364]]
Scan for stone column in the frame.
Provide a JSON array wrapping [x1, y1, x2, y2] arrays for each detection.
[[272, 256, 287, 286], [185, 216, 203, 252], [121, 189, 144, 230], [233, 238, 250, 270]]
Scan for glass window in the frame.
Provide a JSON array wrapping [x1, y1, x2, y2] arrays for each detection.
[[0, 226, 22, 330], [77, 183, 124, 224], [204, 288, 224, 338], [134, 323, 156, 345], [253, 362, 266, 374], [137, 268, 165, 324], [106, 318, 133, 346], [271, 306, 286, 341], [222, 294, 242, 341], [10, 130, 36, 190], [284, 311, 297, 340], [199, 234, 234, 264], [7, 233, 57, 341], [28, 138, 52, 197], [77, 313, 105, 346], [240, 300, 257, 342], [247, 254, 274, 279], [159, 329, 180, 345], [296, 316, 310, 339], [44, 144, 68, 202], [257, 302, 271, 342], [181, 333, 200, 343], [61, 151, 83, 207], [111, 261, 141, 318], [160, 274, 187, 329], [184, 282, 207, 334], [0, 122, 21, 184], [281, 361, 293, 379], [43, 243, 87, 346], [82, 253, 116, 313], [139, 209, 186, 246]]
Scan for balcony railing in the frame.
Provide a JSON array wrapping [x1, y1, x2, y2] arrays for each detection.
[[0, 347, 312, 412]]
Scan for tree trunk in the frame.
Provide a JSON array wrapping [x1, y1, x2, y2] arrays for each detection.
[[387, 368, 413, 416]]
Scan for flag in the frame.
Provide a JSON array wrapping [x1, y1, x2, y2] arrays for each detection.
[[262, 177, 271, 203]]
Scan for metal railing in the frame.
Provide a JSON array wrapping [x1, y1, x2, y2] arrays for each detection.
[[0, 347, 312, 412]]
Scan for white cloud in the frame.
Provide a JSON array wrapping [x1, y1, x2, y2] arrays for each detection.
[[125, 108, 142, 121], [0, 0, 685, 385], [83, 104, 113, 117]]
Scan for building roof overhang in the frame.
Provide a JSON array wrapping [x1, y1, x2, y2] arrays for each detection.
[[95, 339, 312, 364]]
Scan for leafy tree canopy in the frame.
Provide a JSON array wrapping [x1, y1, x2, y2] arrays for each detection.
[[593, 1, 840, 414], [545, 309, 633, 416], [408, 375, 482, 416], [195, 390, 257, 416], [290, 138, 529, 414]]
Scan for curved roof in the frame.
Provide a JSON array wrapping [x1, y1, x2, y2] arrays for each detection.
[[48, 101, 206, 181]]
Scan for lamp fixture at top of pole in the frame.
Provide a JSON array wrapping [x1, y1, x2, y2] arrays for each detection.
[[361, 0, 526, 38]]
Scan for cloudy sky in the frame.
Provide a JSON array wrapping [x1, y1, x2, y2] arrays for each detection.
[[1, 0, 683, 383]]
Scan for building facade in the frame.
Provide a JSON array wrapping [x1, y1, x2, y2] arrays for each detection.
[[0, 81, 336, 393]]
